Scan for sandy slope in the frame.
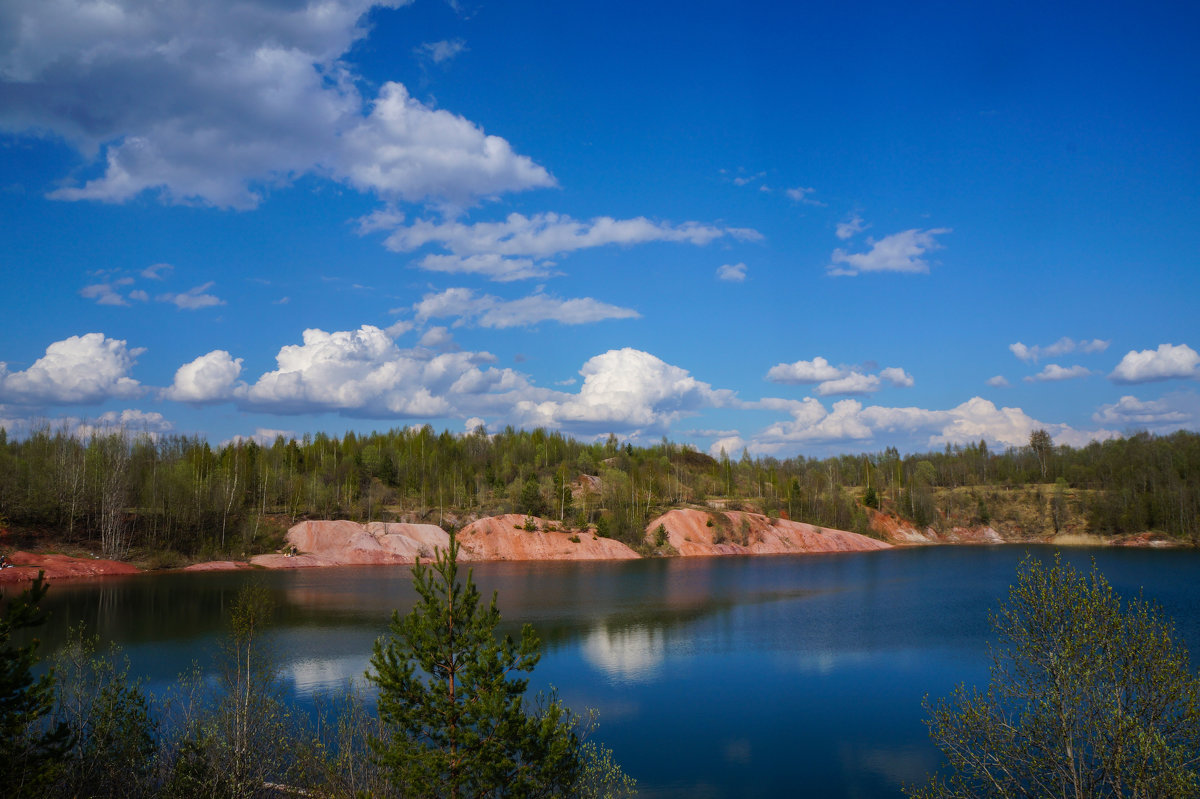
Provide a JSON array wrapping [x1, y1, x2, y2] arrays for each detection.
[[646, 509, 890, 556], [250, 520, 451, 568], [457, 515, 639, 561]]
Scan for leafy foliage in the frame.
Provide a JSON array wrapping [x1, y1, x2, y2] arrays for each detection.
[[164, 584, 319, 799], [51, 627, 158, 799], [368, 531, 583, 797], [908, 555, 1200, 798], [1, 572, 72, 798]]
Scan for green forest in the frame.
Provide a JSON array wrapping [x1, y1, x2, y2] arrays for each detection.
[[1, 423, 1198, 561]]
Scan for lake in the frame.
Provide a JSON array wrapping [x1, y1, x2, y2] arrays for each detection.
[[13, 545, 1200, 798]]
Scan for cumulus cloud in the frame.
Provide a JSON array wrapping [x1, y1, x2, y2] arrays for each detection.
[[1, 0, 551, 209], [716, 263, 747, 282], [157, 282, 225, 310], [827, 228, 950, 276], [1093, 394, 1194, 428], [815, 372, 880, 396], [411, 287, 639, 329], [986, 375, 1011, 388], [336, 82, 554, 206], [73, 409, 174, 439], [377, 212, 760, 282], [835, 214, 868, 240], [239, 324, 540, 418], [1109, 343, 1200, 384], [1010, 337, 1110, 363], [1026, 364, 1093, 382], [415, 38, 467, 64], [880, 367, 915, 388], [515, 348, 735, 434], [165, 350, 245, 403], [766, 358, 914, 395], [766, 357, 844, 384], [746, 395, 1116, 454], [224, 326, 727, 436], [709, 435, 747, 459], [0, 333, 144, 405]]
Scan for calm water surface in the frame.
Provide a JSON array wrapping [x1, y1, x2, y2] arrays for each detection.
[[12, 546, 1200, 798]]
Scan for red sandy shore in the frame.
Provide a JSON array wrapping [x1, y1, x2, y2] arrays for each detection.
[[0, 551, 141, 584], [2, 512, 1175, 585]]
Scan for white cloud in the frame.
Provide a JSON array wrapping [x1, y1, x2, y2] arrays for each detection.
[[74, 409, 174, 439], [378, 212, 759, 281], [141, 263, 173, 280], [785, 186, 824, 206], [416, 326, 459, 351], [732, 171, 765, 187], [709, 435, 747, 459], [80, 280, 133, 306], [157, 282, 225, 310], [766, 358, 912, 395], [986, 375, 1011, 388], [835, 214, 868, 240], [2, 0, 551, 210], [515, 348, 735, 434], [1026, 364, 1093, 382], [766, 356, 844, 384], [165, 350, 245, 403], [1093, 394, 1194, 428], [336, 82, 554, 207], [828, 228, 950, 276], [224, 328, 730, 434], [1010, 337, 1110, 364], [223, 427, 295, 447], [412, 287, 639, 329], [716, 263, 747, 282], [240, 324, 540, 419], [880, 367, 915, 388], [415, 38, 467, 64], [816, 372, 880, 396], [1109, 343, 1200, 384], [128, 289, 149, 302], [415, 254, 552, 282], [0, 333, 144, 405], [746, 395, 1117, 454]]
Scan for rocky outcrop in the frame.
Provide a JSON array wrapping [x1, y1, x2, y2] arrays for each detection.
[[250, 520, 450, 568], [646, 509, 890, 556], [0, 551, 140, 583], [456, 515, 639, 561]]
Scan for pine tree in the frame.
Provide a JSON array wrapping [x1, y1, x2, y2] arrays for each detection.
[[368, 531, 581, 798], [1, 572, 72, 798]]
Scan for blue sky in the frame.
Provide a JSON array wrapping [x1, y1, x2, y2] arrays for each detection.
[[2, 0, 1199, 456]]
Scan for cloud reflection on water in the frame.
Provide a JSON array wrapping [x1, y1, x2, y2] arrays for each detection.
[[579, 623, 666, 684]]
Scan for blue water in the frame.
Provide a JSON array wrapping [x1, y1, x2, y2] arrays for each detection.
[[12, 545, 1200, 798]]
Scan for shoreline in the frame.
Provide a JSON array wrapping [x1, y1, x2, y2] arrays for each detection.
[[0, 513, 1185, 585]]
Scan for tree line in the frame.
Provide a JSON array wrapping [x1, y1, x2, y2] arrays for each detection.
[[1, 424, 1197, 559]]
